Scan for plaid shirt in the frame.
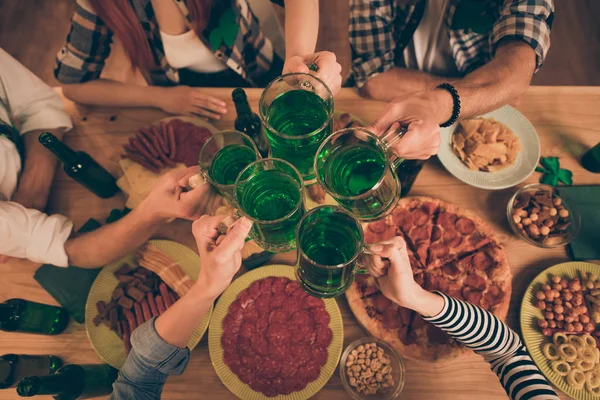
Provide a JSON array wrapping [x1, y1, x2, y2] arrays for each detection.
[[55, 0, 275, 86], [350, 0, 554, 88]]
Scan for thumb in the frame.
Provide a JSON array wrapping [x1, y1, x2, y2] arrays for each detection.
[[369, 102, 406, 136], [215, 217, 253, 254]]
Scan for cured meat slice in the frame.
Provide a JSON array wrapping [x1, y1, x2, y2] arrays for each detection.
[[269, 308, 288, 325], [221, 333, 238, 349], [222, 312, 243, 334], [254, 293, 271, 314], [290, 343, 313, 366], [471, 250, 494, 272], [381, 224, 400, 241], [292, 325, 317, 345], [304, 295, 326, 309], [269, 343, 289, 362], [315, 325, 333, 347], [282, 296, 303, 313], [392, 208, 412, 229], [462, 286, 484, 305], [431, 225, 442, 241], [437, 212, 457, 230], [239, 322, 255, 339], [271, 277, 289, 293], [312, 307, 331, 327], [455, 217, 475, 235], [248, 280, 262, 299], [312, 346, 328, 367], [249, 377, 271, 394], [372, 292, 393, 313], [266, 324, 291, 347], [411, 226, 429, 241], [284, 281, 300, 295], [256, 357, 281, 379], [238, 291, 255, 309], [364, 229, 383, 244], [270, 293, 287, 309], [465, 273, 487, 291], [296, 360, 320, 382], [443, 229, 463, 248], [244, 305, 259, 323], [428, 242, 450, 261], [259, 277, 275, 293], [291, 309, 315, 328], [442, 261, 461, 278], [484, 284, 505, 308], [280, 358, 299, 378], [369, 220, 387, 233], [251, 335, 269, 356]]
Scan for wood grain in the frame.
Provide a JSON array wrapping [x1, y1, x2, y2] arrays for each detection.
[[1, 87, 599, 400]]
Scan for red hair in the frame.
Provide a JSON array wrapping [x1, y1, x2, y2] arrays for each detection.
[[89, 0, 211, 70]]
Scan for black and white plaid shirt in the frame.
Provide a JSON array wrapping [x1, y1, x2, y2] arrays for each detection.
[[349, 0, 554, 88]]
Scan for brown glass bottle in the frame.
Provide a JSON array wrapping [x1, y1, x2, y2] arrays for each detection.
[[233, 88, 269, 158], [396, 159, 427, 197]]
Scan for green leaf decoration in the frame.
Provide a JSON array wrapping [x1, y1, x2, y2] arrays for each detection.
[[208, 7, 239, 50], [540, 156, 560, 174], [536, 157, 574, 186], [557, 169, 573, 185], [540, 173, 558, 186]]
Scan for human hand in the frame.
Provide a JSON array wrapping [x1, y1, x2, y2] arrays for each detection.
[[368, 92, 442, 160], [283, 52, 342, 95], [192, 215, 253, 299], [140, 166, 224, 221], [157, 86, 227, 120], [0, 254, 14, 264], [11, 189, 48, 212]]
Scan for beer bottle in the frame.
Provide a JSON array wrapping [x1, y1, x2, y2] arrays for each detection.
[[0, 354, 62, 389], [582, 142, 600, 173], [16, 364, 117, 399], [232, 88, 269, 157], [396, 159, 427, 197], [0, 299, 69, 335], [39, 132, 119, 198]]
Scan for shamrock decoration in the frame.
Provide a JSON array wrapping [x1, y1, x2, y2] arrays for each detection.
[[535, 156, 573, 186], [209, 8, 239, 51], [451, 0, 496, 34]]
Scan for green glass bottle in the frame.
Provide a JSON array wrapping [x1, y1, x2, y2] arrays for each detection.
[[396, 159, 427, 197], [232, 88, 269, 158], [16, 364, 117, 399], [39, 132, 119, 198], [0, 355, 62, 389], [0, 299, 69, 335], [582, 142, 600, 173]]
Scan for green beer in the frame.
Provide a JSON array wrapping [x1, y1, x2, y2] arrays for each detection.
[[322, 144, 386, 197], [260, 74, 333, 179], [235, 159, 304, 252], [296, 206, 366, 298], [16, 364, 117, 399], [209, 144, 258, 185], [0, 299, 69, 335]]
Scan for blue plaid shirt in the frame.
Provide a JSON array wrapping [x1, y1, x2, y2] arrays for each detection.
[[349, 0, 554, 87]]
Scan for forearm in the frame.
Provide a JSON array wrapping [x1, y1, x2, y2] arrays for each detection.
[[64, 201, 165, 268], [12, 129, 64, 211], [62, 79, 164, 108], [361, 68, 445, 101], [154, 282, 216, 348], [422, 292, 558, 400], [283, 0, 318, 58]]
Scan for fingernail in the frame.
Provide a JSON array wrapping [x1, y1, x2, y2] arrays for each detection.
[[369, 244, 383, 252]]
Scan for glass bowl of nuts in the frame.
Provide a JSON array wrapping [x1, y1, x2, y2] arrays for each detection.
[[339, 337, 404, 400], [507, 183, 581, 248]]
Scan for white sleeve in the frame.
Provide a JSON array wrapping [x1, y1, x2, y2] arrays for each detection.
[[0, 48, 73, 134], [0, 201, 73, 267]]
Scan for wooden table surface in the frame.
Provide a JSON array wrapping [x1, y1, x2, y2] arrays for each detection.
[[1, 87, 599, 400]]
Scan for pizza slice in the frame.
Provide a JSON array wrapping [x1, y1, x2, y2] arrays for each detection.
[[426, 202, 494, 270], [391, 197, 440, 266]]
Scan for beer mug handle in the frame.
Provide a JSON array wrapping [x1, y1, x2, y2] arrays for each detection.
[[354, 244, 375, 275], [217, 212, 253, 242], [380, 125, 408, 169]]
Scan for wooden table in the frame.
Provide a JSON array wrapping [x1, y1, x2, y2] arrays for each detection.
[[1, 87, 599, 400]]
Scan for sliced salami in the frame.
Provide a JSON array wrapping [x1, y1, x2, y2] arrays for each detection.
[[431, 225, 442, 241], [455, 217, 476, 235], [270, 293, 287, 309], [410, 226, 429, 242], [291, 325, 317, 345], [269, 308, 289, 325], [222, 312, 243, 334], [221, 333, 238, 349], [304, 295, 325, 310], [248, 280, 262, 299], [312, 307, 331, 327], [437, 212, 456, 230], [296, 360, 320, 382], [266, 324, 291, 347], [256, 357, 281, 379], [255, 314, 269, 335], [392, 208, 411, 227], [239, 322, 255, 339], [271, 277, 289, 293], [251, 335, 269, 356], [443, 229, 463, 248], [259, 277, 275, 293], [284, 281, 300, 295], [472, 251, 494, 271], [290, 343, 312, 366], [368, 220, 387, 233], [282, 296, 303, 313], [254, 294, 271, 314], [412, 209, 429, 226], [315, 325, 333, 347], [280, 358, 299, 378], [291, 309, 315, 328], [312, 346, 328, 366], [243, 305, 259, 323]]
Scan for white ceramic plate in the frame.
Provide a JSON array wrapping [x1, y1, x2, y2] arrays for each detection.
[[437, 105, 541, 190]]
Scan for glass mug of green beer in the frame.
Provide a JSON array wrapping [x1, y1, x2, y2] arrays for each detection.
[[259, 73, 333, 180], [232, 158, 305, 252], [296, 206, 376, 298], [199, 130, 261, 200], [315, 127, 406, 221]]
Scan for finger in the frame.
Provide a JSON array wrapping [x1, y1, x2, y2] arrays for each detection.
[[214, 217, 253, 255], [368, 102, 406, 136], [167, 166, 200, 183], [176, 166, 202, 187], [192, 98, 227, 115], [193, 92, 226, 108], [192, 107, 222, 120], [295, 63, 310, 74], [193, 215, 228, 250], [179, 183, 218, 220]]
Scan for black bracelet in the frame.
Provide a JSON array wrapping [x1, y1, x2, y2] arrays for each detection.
[[435, 83, 461, 128]]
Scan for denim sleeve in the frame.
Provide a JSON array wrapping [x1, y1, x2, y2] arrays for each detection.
[[110, 317, 190, 400]]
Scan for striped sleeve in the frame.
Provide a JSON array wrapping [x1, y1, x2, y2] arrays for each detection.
[[422, 292, 559, 400]]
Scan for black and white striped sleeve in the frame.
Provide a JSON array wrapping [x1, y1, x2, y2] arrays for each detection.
[[422, 292, 559, 400]]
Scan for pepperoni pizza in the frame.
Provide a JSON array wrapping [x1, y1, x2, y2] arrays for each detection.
[[346, 197, 512, 362], [221, 277, 333, 397]]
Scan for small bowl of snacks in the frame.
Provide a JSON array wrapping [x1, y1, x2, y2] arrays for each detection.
[[340, 337, 404, 400], [507, 183, 581, 248]]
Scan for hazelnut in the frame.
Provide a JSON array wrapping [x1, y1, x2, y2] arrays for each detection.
[[565, 323, 575, 332], [540, 226, 550, 236], [549, 208, 558, 216], [522, 218, 532, 226], [535, 291, 546, 301], [553, 197, 562, 206], [553, 305, 564, 314], [530, 213, 539, 221], [559, 209, 569, 218], [529, 224, 540, 236], [573, 322, 584, 332]]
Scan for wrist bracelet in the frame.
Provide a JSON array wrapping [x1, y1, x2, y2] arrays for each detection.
[[435, 83, 461, 128]]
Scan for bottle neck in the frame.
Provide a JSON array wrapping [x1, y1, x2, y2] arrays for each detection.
[[233, 92, 252, 116], [17, 374, 71, 397], [38, 132, 78, 165]]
